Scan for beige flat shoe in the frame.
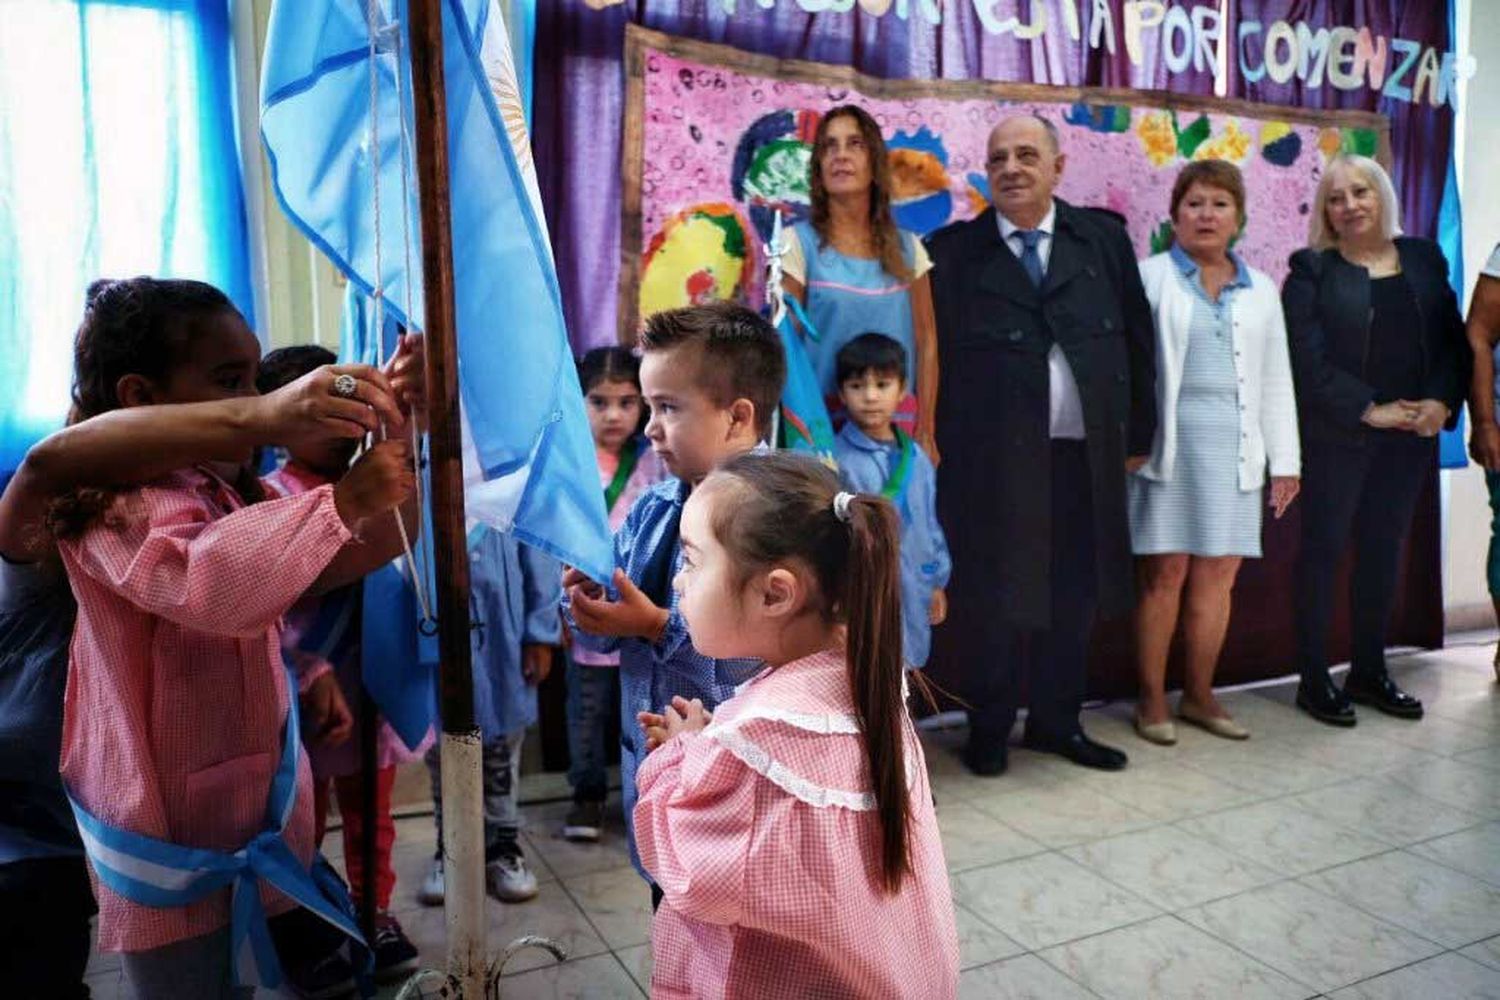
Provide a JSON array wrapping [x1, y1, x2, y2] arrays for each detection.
[[1134, 711, 1177, 746], [1178, 702, 1250, 740]]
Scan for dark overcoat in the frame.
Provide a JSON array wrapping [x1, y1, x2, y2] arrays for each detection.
[[927, 201, 1157, 631]]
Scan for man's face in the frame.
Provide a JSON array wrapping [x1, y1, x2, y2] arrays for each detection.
[[985, 117, 1065, 223]]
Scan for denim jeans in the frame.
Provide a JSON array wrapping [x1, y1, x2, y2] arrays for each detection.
[[564, 650, 618, 803]]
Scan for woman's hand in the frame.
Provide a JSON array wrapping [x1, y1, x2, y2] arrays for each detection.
[[1361, 401, 1418, 431], [1269, 476, 1301, 519], [259, 363, 403, 444], [1407, 399, 1450, 438], [1472, 421, 1500, 472]]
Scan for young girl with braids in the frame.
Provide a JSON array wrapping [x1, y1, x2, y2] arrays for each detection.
[[634, 451, 958, 999], [52, 278, 414, 998]]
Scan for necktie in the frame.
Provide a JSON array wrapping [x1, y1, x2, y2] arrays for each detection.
[[1017, 229, 1045, 288]]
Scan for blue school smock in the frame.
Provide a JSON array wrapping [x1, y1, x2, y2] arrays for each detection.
[[466, 527, 562, 743], [833, 423, 952, 668], [562, 477, 762, 879]]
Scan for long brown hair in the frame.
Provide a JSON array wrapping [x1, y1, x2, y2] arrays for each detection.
[[704, 451, 911, 892], [808, 105, 913, 284]]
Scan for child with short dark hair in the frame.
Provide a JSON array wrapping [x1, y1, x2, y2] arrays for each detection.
[[563, 348, 667, 842], [832, 333, 950, 669], [633, 451, 958, 997], [563, 301, 786, 892], [257, 344, 424, 985]]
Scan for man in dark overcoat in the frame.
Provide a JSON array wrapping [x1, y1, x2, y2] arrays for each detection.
[[928, 114, 1156, 775]]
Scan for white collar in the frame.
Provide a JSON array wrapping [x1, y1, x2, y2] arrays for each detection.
[[997, 202, 1056, 241]]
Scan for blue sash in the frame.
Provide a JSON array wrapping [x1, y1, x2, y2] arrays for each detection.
[[66, 671, 369, 989]]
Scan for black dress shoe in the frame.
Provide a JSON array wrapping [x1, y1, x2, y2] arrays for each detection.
[[1022, 730, 1128, 771], [1295, 676, 1357, 727], [1344, 672, 1424, 719], [961, 741, 1008, 777]]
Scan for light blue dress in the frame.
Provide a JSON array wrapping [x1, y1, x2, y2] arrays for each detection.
[[1129, 245, 1263, 557]]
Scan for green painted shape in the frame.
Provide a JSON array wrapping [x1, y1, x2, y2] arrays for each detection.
[[696, 210, 746, 260], [1149, 220, 1174, 256], [1175, 114, 1212, 159], [1109, 106, 1132, 132], [1340, 128, 1379, 158], [744, 138, 812, 202]]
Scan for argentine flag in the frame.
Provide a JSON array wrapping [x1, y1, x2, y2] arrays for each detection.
[[260, 0, 612, 582]]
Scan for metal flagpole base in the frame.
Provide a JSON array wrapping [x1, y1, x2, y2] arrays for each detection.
[[441, 729, 487, 999]]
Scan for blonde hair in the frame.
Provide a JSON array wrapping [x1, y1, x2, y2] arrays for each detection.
[[1308, 154, 1403, 250]]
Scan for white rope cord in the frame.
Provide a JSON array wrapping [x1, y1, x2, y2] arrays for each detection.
[[366, 0, 434, 625]]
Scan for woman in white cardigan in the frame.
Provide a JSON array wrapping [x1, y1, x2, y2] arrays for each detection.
[[1129, 160, 1301, 745]]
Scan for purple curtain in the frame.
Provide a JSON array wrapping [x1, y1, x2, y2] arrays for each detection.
[[534, 1, 1454, 352]]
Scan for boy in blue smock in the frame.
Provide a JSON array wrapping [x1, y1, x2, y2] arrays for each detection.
[[419, 526, 561, 906], [562, 302, 786, 901], [832, 333, 951, 669]]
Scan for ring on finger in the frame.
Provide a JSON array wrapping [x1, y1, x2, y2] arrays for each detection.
[[332, 373, 359, 399]]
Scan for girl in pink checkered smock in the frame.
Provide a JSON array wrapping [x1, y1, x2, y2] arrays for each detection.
[[50, 279, 415, 996], [634, 451, 959, 1000]]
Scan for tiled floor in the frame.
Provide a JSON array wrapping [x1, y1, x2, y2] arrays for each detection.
[[82, 634, 1500, 999]]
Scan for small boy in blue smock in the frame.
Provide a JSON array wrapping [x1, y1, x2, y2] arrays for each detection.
[[832, 333, 951, 669], [562, 302, 786, 903]]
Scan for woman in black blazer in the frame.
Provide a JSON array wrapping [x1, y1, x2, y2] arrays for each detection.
[[1282, 154, 1469, 727]]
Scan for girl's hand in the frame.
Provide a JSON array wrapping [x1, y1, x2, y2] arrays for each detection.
[[638, 710, 669, 752], [1269, 476, 1301, 519], [665, 696, 711, 738], [385, 334, 428, 429], [301, 673, 354, 747], [334, 439, 416, 528], [522, 643, 553, 686], [929, 588, 948, 626]]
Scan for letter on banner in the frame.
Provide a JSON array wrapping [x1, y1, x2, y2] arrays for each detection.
[[1190, 4, 1222, 74], [897, 0, 943, 23], [1091, 0, 1117, 55], [1384, 38, 1420, 101], [1238, 21, 1266, 83], [1356, 28, 1388, 88], [1411, 45, 1442, 107], [973, 0, 1047, 39], [1060, 0, 1081, 41], [1162, 6, 1192, 74], [1264, 20, 1298, 85], [1124, 1, 1165, 67], [1295, 23, 1332, 87], [1326, 26, 1362, 89]]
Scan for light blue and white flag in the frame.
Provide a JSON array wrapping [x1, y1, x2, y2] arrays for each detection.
[[261, 0, 612, 581]]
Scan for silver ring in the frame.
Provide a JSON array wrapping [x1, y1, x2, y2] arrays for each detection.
[[331, 373, 359, 399]]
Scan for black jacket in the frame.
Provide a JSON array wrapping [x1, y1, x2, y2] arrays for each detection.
[[927, 200, 1156, 629], [1281, 237, 1469, 448]]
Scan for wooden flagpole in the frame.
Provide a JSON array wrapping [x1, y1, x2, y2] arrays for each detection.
[[405, 2, 486, 996]]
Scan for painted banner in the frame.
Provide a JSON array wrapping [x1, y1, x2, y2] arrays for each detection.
[[618, 25, 1390, 338]]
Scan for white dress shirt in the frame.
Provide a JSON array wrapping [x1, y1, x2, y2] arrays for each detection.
[[997, 203, 1086, 440]]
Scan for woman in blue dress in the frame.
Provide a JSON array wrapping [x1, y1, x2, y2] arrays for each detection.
[[1130, 160, 1301, 745], [781, 104, 941, 463]]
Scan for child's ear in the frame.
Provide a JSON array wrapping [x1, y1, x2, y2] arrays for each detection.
[[760, 567, 803, 619], [727, 397, 757, 439], [115, 374, 157, 409]]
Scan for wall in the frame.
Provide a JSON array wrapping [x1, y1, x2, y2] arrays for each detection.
[[1444, 0, 1499, 630]]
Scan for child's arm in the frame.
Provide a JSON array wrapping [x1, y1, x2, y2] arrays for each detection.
[[561, 500, 647, 655], [923, 456, 952, 592], [633, 731, 754, 927]]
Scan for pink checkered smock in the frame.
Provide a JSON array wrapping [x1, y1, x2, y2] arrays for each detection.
[[58, 468, 351, 953], [634, 648, 959, 999]]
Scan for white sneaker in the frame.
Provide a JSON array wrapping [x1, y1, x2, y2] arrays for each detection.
[[418, 855, 444, 907], [486, 854, 539, 903]]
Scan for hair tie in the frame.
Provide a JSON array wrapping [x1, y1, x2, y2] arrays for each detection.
[[832, 491, 856, 524]]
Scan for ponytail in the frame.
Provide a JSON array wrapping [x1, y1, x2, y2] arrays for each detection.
[[705, 452, 915, 893], [841, 494, 911, 893]]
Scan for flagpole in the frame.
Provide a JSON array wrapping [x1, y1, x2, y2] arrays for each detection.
[[406, 2, 487, 997]]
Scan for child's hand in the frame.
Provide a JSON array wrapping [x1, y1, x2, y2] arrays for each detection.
[[301, 673, 354, 747], [638, 710, 669, 752], [385, 334, 428, 430], [562, 565, 604, 599], [665, 696, 712, 739], [929, 588, 948, 626], [334, 440, 415, 529], [569, 569, 668, 641], [522, 643, 554, 686]]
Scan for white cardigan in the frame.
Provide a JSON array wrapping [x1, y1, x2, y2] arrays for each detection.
[[1136, 251, 1300, 490]]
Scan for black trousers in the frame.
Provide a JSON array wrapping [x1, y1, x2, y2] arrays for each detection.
[[968, 441, 1098, 747], [0, 855, 97, 999], [1296, 434, 1437, 685]]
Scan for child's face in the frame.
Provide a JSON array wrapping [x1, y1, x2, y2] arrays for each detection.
[[154, 312, 262, 406], [838, 367, 904, 436], [585, 377, 643, 453], [674, 487, 749, 659], [639, 345, 755, 483]]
